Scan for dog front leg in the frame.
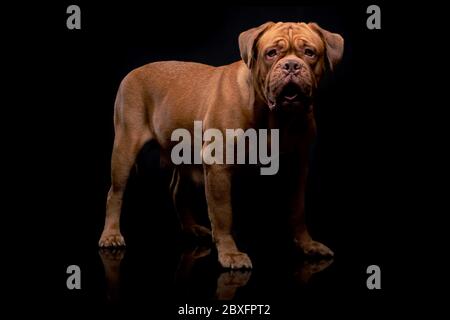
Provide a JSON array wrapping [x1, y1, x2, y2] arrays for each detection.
[[204, 164, 252, 269]]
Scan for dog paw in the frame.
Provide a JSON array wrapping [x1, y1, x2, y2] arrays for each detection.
[[218, 251, 253, 269], [298, 240, 334, 257], [98, 231, 126, 247]]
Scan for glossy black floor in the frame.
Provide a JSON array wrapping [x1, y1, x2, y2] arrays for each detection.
[[37, 2, 403, 318], [58, 155, 389, 318]]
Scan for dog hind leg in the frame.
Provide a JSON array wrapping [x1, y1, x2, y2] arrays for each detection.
[[170, 168, 211, 238], [99, 79, 153, 247]]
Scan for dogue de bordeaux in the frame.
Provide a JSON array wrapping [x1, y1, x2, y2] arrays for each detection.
[[99, 22, 344, 269]]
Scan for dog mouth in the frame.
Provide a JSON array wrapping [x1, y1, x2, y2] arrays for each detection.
[[279, 82, 301, 101], [276, 82, 313, 107], [267, 80, 313, 110]]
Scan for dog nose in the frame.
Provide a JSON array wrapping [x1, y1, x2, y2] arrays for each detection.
[[282, 60, 301, 73]]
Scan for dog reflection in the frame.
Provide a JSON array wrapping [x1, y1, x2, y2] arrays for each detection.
[[174, 245, 251, 300], [175, 245, 211, 284], [294, 258, 334, 284], [216, 270, 252, 300], [99, 248, 126, 303], [99, 246, 333, 302]]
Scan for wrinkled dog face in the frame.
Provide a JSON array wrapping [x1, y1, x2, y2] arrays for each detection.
[[239, 22, 344, 110], [258, 23, 324, 109]]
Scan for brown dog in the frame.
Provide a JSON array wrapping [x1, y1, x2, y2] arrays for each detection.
[[99, 22, 344, 269]]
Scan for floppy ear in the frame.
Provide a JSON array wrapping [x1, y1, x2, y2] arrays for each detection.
[[239, 22, 275, 69], [308, 22, 344, 71]]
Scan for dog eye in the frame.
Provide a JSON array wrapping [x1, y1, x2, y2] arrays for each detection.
[[266, 49, 277, 58], [304, 48, 315, 57]]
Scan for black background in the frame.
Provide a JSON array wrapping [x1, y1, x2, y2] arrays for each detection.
[[11, 0, 432, 318]]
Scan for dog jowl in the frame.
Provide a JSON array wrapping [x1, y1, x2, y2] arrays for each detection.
[[99, 22, 344, 269]]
